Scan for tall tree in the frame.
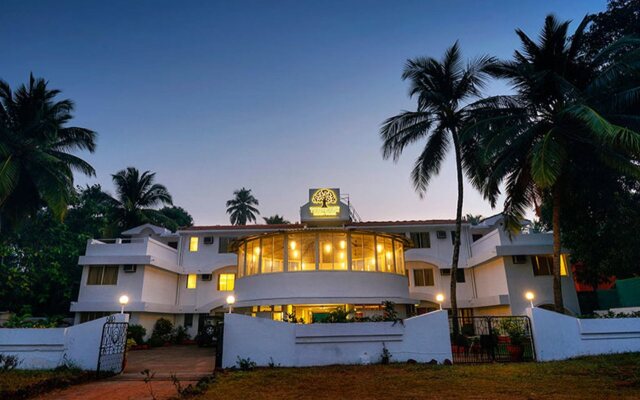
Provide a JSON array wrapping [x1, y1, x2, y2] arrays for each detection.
[[380, 42, 495, 331], [110, 167, 173, 230], [0, 74, 96, 232], [226, 188, 259, 225], [466, 15, 640, 312], [263, 214, 290, 224], [154, 206, 194, 230]]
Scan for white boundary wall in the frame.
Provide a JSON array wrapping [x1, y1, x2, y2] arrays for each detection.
[[527, 307, 640, 361], [0, 314, 128, 370], [222, 310, 452, 368]]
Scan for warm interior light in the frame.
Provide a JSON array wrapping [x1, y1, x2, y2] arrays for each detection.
[[376, 244, 383, 253], [254, 246, 260, 254], [293, 250, 299, 258], [525, 291, 535, 301], [436, 293, 444, 303], [119, 295, 129, 305], [339, 251, 345, 260], [226, 295, 236, 305], [290, 241, 297, 250], [339, 240, 346, 249], [386, 251, 392, 259], [324, 243, 332, 253]]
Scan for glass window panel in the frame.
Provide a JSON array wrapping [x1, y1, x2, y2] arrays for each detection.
[[273, 235, 284, 272], [246, 239, 260, 276], [261, 237, 274, 274], [319, 233, 334, 270], [382, 237, 394, 273], [363, 234, 376, 271], [560, 254, 568, 276], [189, 237, 198, 252], [237, 244, 245, 278], [187, 274, 197, 289], [334, 233, 348, 270], [218, 273, 235, 291], [87, 266, 102, 285], [102, 266, 119, 284], [394, 240, 405, 275], [414, 269, 425, 286], [351, 234, 364, 271], [288, 233, 315, 271]]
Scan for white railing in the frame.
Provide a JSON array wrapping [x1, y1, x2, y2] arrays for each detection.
[[85, 237, 177, 260]]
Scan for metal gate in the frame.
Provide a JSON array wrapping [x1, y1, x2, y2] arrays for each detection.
[[214, 322, 224, 369], [449, 316, 535, 363], [96, 317, 128, 376]]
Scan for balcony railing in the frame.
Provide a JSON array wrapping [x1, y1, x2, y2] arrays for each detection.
[[83, 237, 178, 270]]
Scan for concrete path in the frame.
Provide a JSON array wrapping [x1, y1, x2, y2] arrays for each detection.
[[36, 345, 215, 400]]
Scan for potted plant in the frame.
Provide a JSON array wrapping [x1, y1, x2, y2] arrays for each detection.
[[500, 318, 526, 361]]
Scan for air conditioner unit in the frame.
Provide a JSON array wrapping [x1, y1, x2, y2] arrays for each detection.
[[201, 274, 213, 281], [436, 230, 447, 239], [123, 264, 137, 273], [512, 255, 527, 264], [203, 237, 214, 245]]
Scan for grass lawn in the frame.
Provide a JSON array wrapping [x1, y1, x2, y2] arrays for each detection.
[[202, 353, 640, 400], [0, 369, 93, 399]]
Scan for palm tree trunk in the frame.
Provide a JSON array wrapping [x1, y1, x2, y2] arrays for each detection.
[[552, 184, 564, 313], [450, 130, 464, 335]]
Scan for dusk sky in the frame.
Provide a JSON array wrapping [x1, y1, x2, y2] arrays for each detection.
[[2, 0, 605, 226]]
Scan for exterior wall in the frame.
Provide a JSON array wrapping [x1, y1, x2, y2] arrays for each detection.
[[179, 233, 242, 273], [129, 312, 177, 340], [76, 264, 144, 304], [222, 310, 452, 368], [0, 314, 128, 370], [234, 271, 412, 307], [472, 305, 511, 316], [504, 256, 580, 315], [141, 265, 179, 304], [527, 307, 640, 361], [472, 258, 509, 299], [407, 261, 474, 304]]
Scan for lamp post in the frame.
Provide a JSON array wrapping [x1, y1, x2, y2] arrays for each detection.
[[435, 293, 444, 311], [525, 291, 535, 308], [119, 295, 129, 314], [226, 295, 236, 314]]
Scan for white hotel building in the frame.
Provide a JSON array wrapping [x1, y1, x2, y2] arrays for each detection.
[[71, 188, 580, 337]]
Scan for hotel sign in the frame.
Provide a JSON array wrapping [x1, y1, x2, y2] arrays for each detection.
[[300, 187, 350, 225], [309, 188, 340, 217]]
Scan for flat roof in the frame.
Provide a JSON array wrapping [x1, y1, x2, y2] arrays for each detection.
[[179, 219, 463, 233]]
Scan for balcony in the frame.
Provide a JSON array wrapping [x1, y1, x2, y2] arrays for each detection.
[[78, 237, 179, 272], [468, 230, 554, 266]]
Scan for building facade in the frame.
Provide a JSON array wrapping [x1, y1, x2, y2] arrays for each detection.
[[71, 188, 580, 337]]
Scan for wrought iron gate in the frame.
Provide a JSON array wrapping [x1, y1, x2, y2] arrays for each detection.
[[449, 316, 535, 363], [96, 317, 128, 375]]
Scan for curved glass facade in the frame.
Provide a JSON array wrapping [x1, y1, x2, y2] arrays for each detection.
[[236, 231, 406, 278]]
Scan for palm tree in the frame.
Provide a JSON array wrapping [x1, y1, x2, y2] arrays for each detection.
[[463, 214, 483, 225], [226, 188, 259, 225], [380, 43, 495, 331], [110, 167, 173, 230], [0, 74, 97, 232], [263, 214, 290, 224], [465, 15, 640, 312]]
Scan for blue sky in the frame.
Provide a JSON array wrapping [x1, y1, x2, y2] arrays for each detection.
[[1, 0, 605, 225]]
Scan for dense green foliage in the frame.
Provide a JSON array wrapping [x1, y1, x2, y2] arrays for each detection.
[[263, 214, 290, 224]]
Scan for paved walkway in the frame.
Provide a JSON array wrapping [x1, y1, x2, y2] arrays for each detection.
[[37, 345, 215, 400]]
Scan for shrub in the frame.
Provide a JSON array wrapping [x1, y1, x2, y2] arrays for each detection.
[[147, 335, 165, 348], [173, 326, 190, 344], [236, 356, 257, 371], [127, 324, 147, 345], [0, 354, 20, 371], [379, 343, 392, 365], [151, 318, 174, 343]]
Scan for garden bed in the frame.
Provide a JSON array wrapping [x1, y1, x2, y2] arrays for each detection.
[[0, 368, 96, 400]]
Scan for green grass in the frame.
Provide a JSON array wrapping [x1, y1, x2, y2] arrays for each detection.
[[0, 368, 92, 399], [202, 353, 640, 400]]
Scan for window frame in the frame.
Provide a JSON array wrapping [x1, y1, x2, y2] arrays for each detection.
[[86, 265, 119, 285]]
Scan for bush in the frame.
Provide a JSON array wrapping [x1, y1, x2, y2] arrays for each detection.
[[127, 324, 147, 345], [0, 354, 20, 371], [151, 318, 174, 342], [236, 357, 257, 371], [147, 335, 165, 348], [173, 325, 190, 344]]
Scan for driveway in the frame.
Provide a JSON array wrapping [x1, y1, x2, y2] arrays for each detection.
[[37, 345, 215, 400]]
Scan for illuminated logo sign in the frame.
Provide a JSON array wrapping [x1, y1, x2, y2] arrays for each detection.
[[309, 188, 340, 217]]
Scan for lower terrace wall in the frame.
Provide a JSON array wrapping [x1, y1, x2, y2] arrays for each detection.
[[222, 310, 452, 368], [527, 307, 640, 361], [0, 314, 128, 370]]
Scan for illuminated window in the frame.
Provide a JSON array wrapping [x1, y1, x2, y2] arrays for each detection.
[[319, 233, 347, 270], [87, 266, 119, 285], [237, 244, 245, 278], [394, 240, 405, 274], [189, 237, 199, 252], [288, 233, 316, 272], [375, 236, 394, 273], [246, 239, 260, 275], [218, 273, 235, 291], [261, 236, 284, 273], [351, 233, 376, 272], [187, 274, 197, 289]]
